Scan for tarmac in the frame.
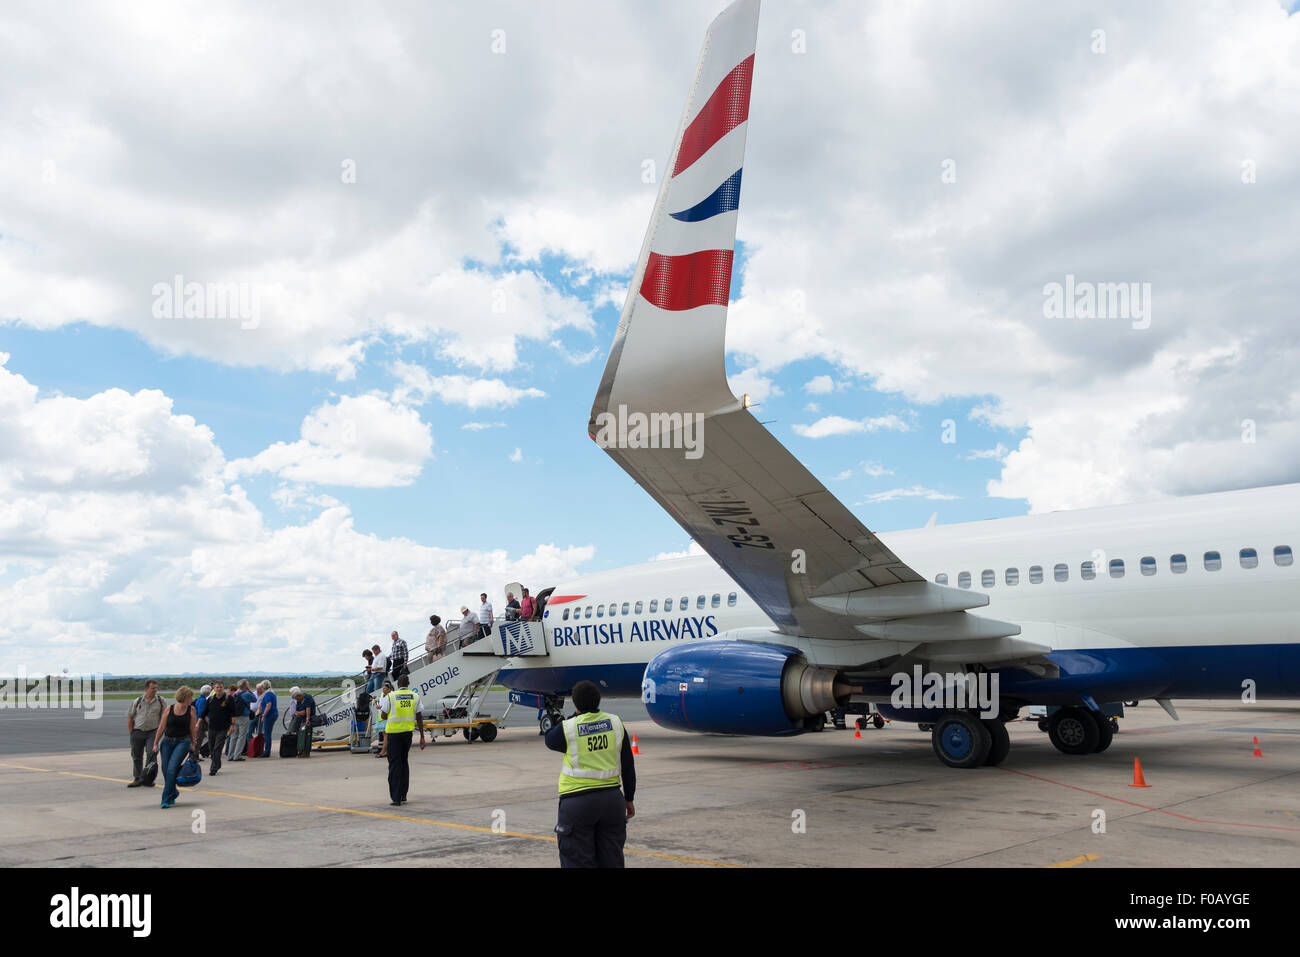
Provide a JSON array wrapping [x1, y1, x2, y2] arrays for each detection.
[[1, 699, 1297, 867]]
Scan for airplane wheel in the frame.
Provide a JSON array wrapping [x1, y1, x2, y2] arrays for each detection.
[[982, 719, 1010, 766], [1048, 707, 1100, 755], [931, 712, 991, 768], [1108, 717, 1120, 734], [872, 714, 885, 729], [478, 722, 497, 743], [539, 713, 559, 734], [1091, 712, 1114, 753]]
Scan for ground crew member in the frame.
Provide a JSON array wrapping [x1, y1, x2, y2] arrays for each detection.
[[378, 674, 425, 806], [543, 679, 636, 868]]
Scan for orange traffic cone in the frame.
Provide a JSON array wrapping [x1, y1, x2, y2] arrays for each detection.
[[1252, 736, 1263, 758], [1129, 757, 1151, 788], [631, 733, 640, 755], [854, 729, 862, 739]]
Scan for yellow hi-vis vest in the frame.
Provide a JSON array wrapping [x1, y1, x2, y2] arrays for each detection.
[[385, 688, 419, 733], [558, 711, 624, 796]]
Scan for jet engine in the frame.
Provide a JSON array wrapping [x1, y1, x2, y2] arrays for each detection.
[[642, 639, 851, 735]]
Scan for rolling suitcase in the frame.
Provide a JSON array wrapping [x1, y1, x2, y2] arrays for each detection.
[[296, 726, 311, 757], [279, 732, 297, 758], [247, 733, 262, 758]]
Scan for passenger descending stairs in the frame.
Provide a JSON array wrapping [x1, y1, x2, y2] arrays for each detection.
[[310, 621, 547, 747]]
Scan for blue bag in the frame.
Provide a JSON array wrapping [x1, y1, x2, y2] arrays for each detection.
[[177, 755, 203, 788]]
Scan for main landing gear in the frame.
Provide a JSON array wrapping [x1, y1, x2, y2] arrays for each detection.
[[1046, 706, 1113, 754], [538, 696, 565, 735], [930, 712, 1011, 769]]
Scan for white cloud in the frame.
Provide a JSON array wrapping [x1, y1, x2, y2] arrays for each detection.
[[509, 447, 523, 462], [804, 402, 820, 413], [424, 375, 546, 410], [461, 421, 505, 431], [861, 461, 894, 477], [550, 340, 602, 365], [858, 486, 961, 504], [0, 357, 597, 674], [271, 484, 342, 512], [803, 375, 835, 395], [226, 394, 433, 487], [651, 541, 707, 562], [727, 367, 783, 406], [792, 414, 909, 439], [966, 444, 1010, 462], [832, 469, 853, 481]]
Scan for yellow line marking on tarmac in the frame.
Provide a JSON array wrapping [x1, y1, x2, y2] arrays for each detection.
[[0, 760, 737, 868], [1047, 853, 1102, 868]]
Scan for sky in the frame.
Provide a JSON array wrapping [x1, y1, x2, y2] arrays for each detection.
[[2, 0, 1299, 675]]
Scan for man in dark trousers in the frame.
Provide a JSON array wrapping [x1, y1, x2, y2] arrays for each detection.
[[378, 674, 425, 806], [544, 680, 636, 867], [205, 681, 233, 776]]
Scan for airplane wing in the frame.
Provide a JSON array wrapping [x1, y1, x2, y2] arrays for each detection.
[[589, 0, 1030, 654]]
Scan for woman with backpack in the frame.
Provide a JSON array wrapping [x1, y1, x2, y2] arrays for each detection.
[[152, 685, 200, 809]]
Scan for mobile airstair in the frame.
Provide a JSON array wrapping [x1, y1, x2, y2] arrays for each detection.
[[304, 618, 549, 752]]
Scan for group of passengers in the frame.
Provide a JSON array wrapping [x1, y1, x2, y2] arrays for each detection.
[[356, 588, 545, 693], [127, 678, 318, 808]]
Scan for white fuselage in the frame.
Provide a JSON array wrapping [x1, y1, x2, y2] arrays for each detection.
[[499, 483, 1300, 701]]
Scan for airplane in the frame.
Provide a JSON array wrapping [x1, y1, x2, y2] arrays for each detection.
[[314, 0, 1300, 769]]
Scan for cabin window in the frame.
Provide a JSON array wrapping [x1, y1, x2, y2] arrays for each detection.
[[935, 573, 948, 585], [958, 571, 971, 588], [727, 592, 737, 606], [664, 598, 673, 612], [1109, 559, 1125, 578], [1029, 565, 1043, 584], [680, 596, 689, 610], [1275, 545, 1293, 567], [584, 606, 592, 619], [649, 599, 659, 613], [1170, 554, 1187, 573], [1053, 563, 1068, 582], [563, 608, 570, 621], [596, 604, 604, 617], [621, 602, 630, 615], [981, 569, 995, 588], [1239, 548, 1258, 569], [1204, 551, 1221, 571], [1081, 561, 1096, 580], [711, 594, 721, 608], [1140, 556, 1156, 576], [1005, 568, 1019, 586], [634, 601, 643, 615], [696, 595, 706, 609]]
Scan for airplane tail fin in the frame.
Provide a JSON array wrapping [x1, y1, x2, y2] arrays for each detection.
[[590, 0, 759, 427]]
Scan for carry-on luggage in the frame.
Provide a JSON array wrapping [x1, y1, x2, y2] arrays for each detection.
[[177, 755, 202, 787], [141, 757, 159, 786], [296, 726, 311, 757], [279, 731, 297, 758], [247, 733, 262, 758]]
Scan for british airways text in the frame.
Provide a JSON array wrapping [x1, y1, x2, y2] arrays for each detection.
[[551, 615, 717, 648]]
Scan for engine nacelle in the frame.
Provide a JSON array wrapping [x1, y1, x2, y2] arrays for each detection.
[[641, 639, 850, 736]]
